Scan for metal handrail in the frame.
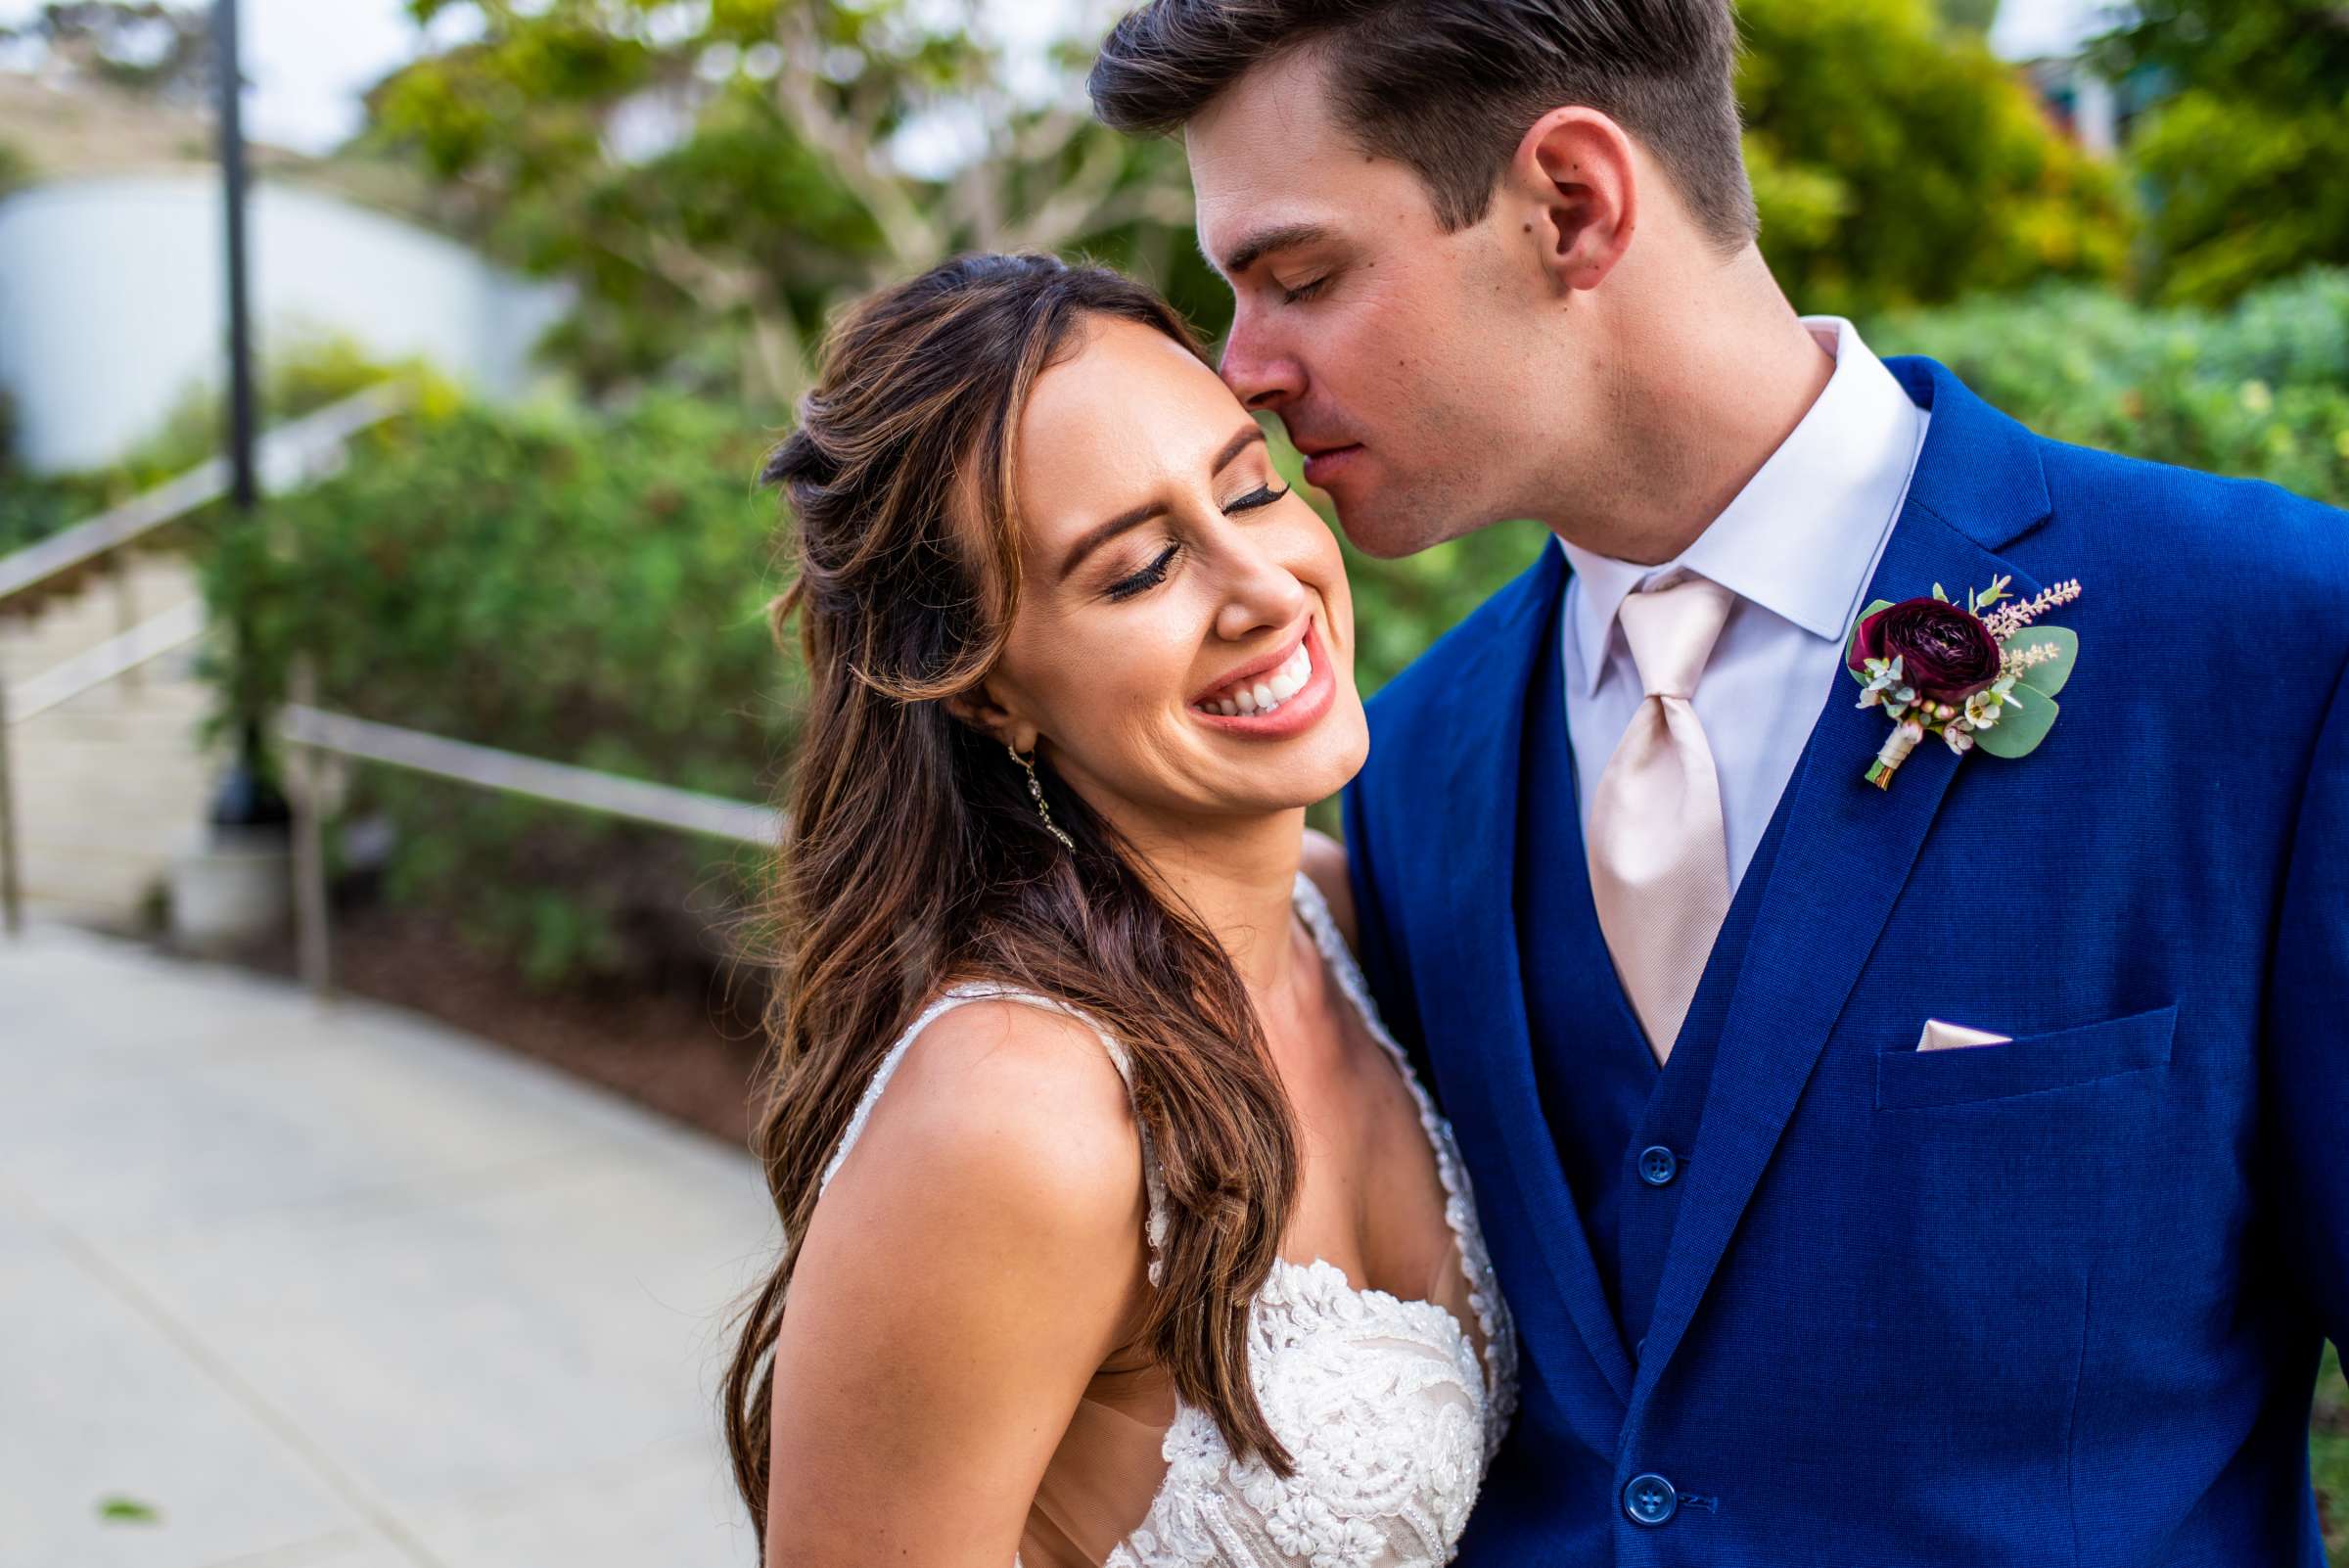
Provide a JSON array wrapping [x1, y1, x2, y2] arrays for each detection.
[[0, 383, 411, 936], [0, 384, 410, 605], [280, 667, 777, 997], [278, 705, 775, 846], [6, 601, 209, 723]]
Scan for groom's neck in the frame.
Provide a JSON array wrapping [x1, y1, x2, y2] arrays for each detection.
[[1547, 247, 1835, 569]]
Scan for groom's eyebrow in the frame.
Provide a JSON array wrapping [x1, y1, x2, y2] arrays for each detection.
[[1059, 425, 1267, 581], [1217, 221, 1332, 278]]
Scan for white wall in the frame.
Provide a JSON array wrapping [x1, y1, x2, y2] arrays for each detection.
[[0, 173, 571, 473]]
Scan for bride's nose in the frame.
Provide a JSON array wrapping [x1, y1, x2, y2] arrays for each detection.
[[1213, 544, 1311, 644]]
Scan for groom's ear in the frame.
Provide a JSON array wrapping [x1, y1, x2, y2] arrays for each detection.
[[1512, 108, 1638, 296]]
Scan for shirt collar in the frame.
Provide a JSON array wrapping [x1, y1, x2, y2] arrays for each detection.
[[1556, 316, 1926, 697]]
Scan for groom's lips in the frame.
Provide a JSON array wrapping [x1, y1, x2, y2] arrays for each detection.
[[1299, 443, 1363, 489]]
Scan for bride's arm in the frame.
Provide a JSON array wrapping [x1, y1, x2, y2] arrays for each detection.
[[762, 999, 1152, 1567]]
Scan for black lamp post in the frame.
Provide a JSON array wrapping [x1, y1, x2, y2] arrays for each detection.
[[208, 0, 288, 831]]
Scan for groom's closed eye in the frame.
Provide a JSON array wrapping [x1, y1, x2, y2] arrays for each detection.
[[1216, 220, 1335, 280]]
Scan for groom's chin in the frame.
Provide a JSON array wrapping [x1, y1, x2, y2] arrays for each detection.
[[1329, 497, 1474, 561]]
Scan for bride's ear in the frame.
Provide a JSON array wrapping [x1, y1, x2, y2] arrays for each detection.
[[944, 681, 1037, 755], [1510, 107, 1638, 297]]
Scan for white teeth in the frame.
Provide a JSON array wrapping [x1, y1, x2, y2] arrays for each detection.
[[1196, 637, 1316, 717]]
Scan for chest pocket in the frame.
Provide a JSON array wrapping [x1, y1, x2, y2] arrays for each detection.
[[1874, 1002, 2177, 1112]]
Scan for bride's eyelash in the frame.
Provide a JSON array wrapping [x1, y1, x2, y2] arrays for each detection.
[[1100, 486, 1289, 603], [1227, 483, 1291, 512], [1107, 543, 1179, 602]]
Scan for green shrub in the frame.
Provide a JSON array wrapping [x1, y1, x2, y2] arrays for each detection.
[[200, 389, 796, 985], [0, 337, 414, 556], [1875, 268, 2349, 511]]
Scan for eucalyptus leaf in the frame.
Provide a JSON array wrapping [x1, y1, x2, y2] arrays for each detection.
[[1844, 599, 1899, 682], [2007, 625, 2080, 698], [1973, 683, 2059, 759]]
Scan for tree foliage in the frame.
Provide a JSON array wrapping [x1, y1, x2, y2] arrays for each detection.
[[1739, 0, 2133, 318], [366, 0, 1212, 408], [366, 0, 2141, 391], [2094, 0, 2349, 305]]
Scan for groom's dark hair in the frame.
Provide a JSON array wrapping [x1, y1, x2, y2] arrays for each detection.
[[1090, 0, 1758, 249]]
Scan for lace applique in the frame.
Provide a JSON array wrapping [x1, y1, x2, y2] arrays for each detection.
[[1106, 1256, 1497, 1568]]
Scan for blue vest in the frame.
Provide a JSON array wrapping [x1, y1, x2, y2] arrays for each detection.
[[1515, 567, 1795, 1357]]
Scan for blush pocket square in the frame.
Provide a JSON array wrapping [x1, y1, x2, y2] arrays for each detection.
[[1916, 1019, 2014, 1052]]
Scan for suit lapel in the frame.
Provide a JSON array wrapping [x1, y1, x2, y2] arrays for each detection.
[[1627, 359, 2055, 1406], [1413, 544, 1639, 1422]]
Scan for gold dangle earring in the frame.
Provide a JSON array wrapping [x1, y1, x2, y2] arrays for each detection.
[[1007, 743, 1075, 851]]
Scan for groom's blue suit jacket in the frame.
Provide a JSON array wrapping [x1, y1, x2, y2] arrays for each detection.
[[1343, 357, 2349, 1564]]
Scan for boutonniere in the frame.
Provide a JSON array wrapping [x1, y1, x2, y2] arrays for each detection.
[[1845, 576, 2082, 790]]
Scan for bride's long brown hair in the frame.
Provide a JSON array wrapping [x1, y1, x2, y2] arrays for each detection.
[[721, 254, 1301, 1543]]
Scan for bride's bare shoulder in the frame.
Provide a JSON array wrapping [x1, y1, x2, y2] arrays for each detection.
[[815, 995, 1148, 1260]]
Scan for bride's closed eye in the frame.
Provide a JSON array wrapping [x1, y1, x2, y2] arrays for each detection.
[[1107, 542, 1181, 602], [1102, 484, 1292, 602]]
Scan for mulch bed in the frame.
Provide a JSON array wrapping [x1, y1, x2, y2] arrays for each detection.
[[228, 902, 770, 1150]]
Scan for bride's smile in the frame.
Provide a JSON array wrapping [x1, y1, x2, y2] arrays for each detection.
[[1186, 619, 1336, 732]]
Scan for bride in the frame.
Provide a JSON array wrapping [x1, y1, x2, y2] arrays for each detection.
[[722, 252, 1517, 1567]]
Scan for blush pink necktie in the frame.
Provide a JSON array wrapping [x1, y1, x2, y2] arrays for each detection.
[[1587, 575, 1736, 1064]]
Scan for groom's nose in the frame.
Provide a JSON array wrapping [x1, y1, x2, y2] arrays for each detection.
[[1219, 314, 1305, 412]]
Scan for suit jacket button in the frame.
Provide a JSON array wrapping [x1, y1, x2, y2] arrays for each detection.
[[1637, 1145, 1680, 1186], [1625, 1472, 1680, 1526]]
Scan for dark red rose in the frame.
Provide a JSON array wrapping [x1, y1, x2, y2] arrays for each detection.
[[1849, 597, 2004, 703]]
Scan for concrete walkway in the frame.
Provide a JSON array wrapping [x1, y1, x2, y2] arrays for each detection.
[[0, 922, 778, 1568]]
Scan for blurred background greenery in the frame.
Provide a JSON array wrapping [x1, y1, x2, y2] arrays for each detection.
[[170, 0, 2349, 981], [2, 0, 2344, 1531]]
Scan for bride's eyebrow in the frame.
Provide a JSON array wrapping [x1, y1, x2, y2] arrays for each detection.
[[1057, 424, 1267, 582]]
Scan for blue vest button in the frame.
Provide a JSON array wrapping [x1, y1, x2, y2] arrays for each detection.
[[1624, 1472, 1680, 1526], [1637, 1145, 1679, 1186]]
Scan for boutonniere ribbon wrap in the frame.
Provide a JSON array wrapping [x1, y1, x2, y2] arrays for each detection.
[[1844, 576, 2083, 790]]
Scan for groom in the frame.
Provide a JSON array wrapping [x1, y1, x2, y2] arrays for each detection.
[[1092, 2, 2349, 1562]]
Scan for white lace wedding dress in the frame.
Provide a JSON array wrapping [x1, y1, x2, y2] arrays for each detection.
[[815, 874, 1519, 1568]]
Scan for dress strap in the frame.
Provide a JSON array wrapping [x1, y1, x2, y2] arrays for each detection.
[[1290, 870, 1519, 1432], [816, 983, 1171, 1286]]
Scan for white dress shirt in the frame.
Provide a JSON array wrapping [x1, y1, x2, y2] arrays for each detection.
[[1559, 317, 1931, 893]]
